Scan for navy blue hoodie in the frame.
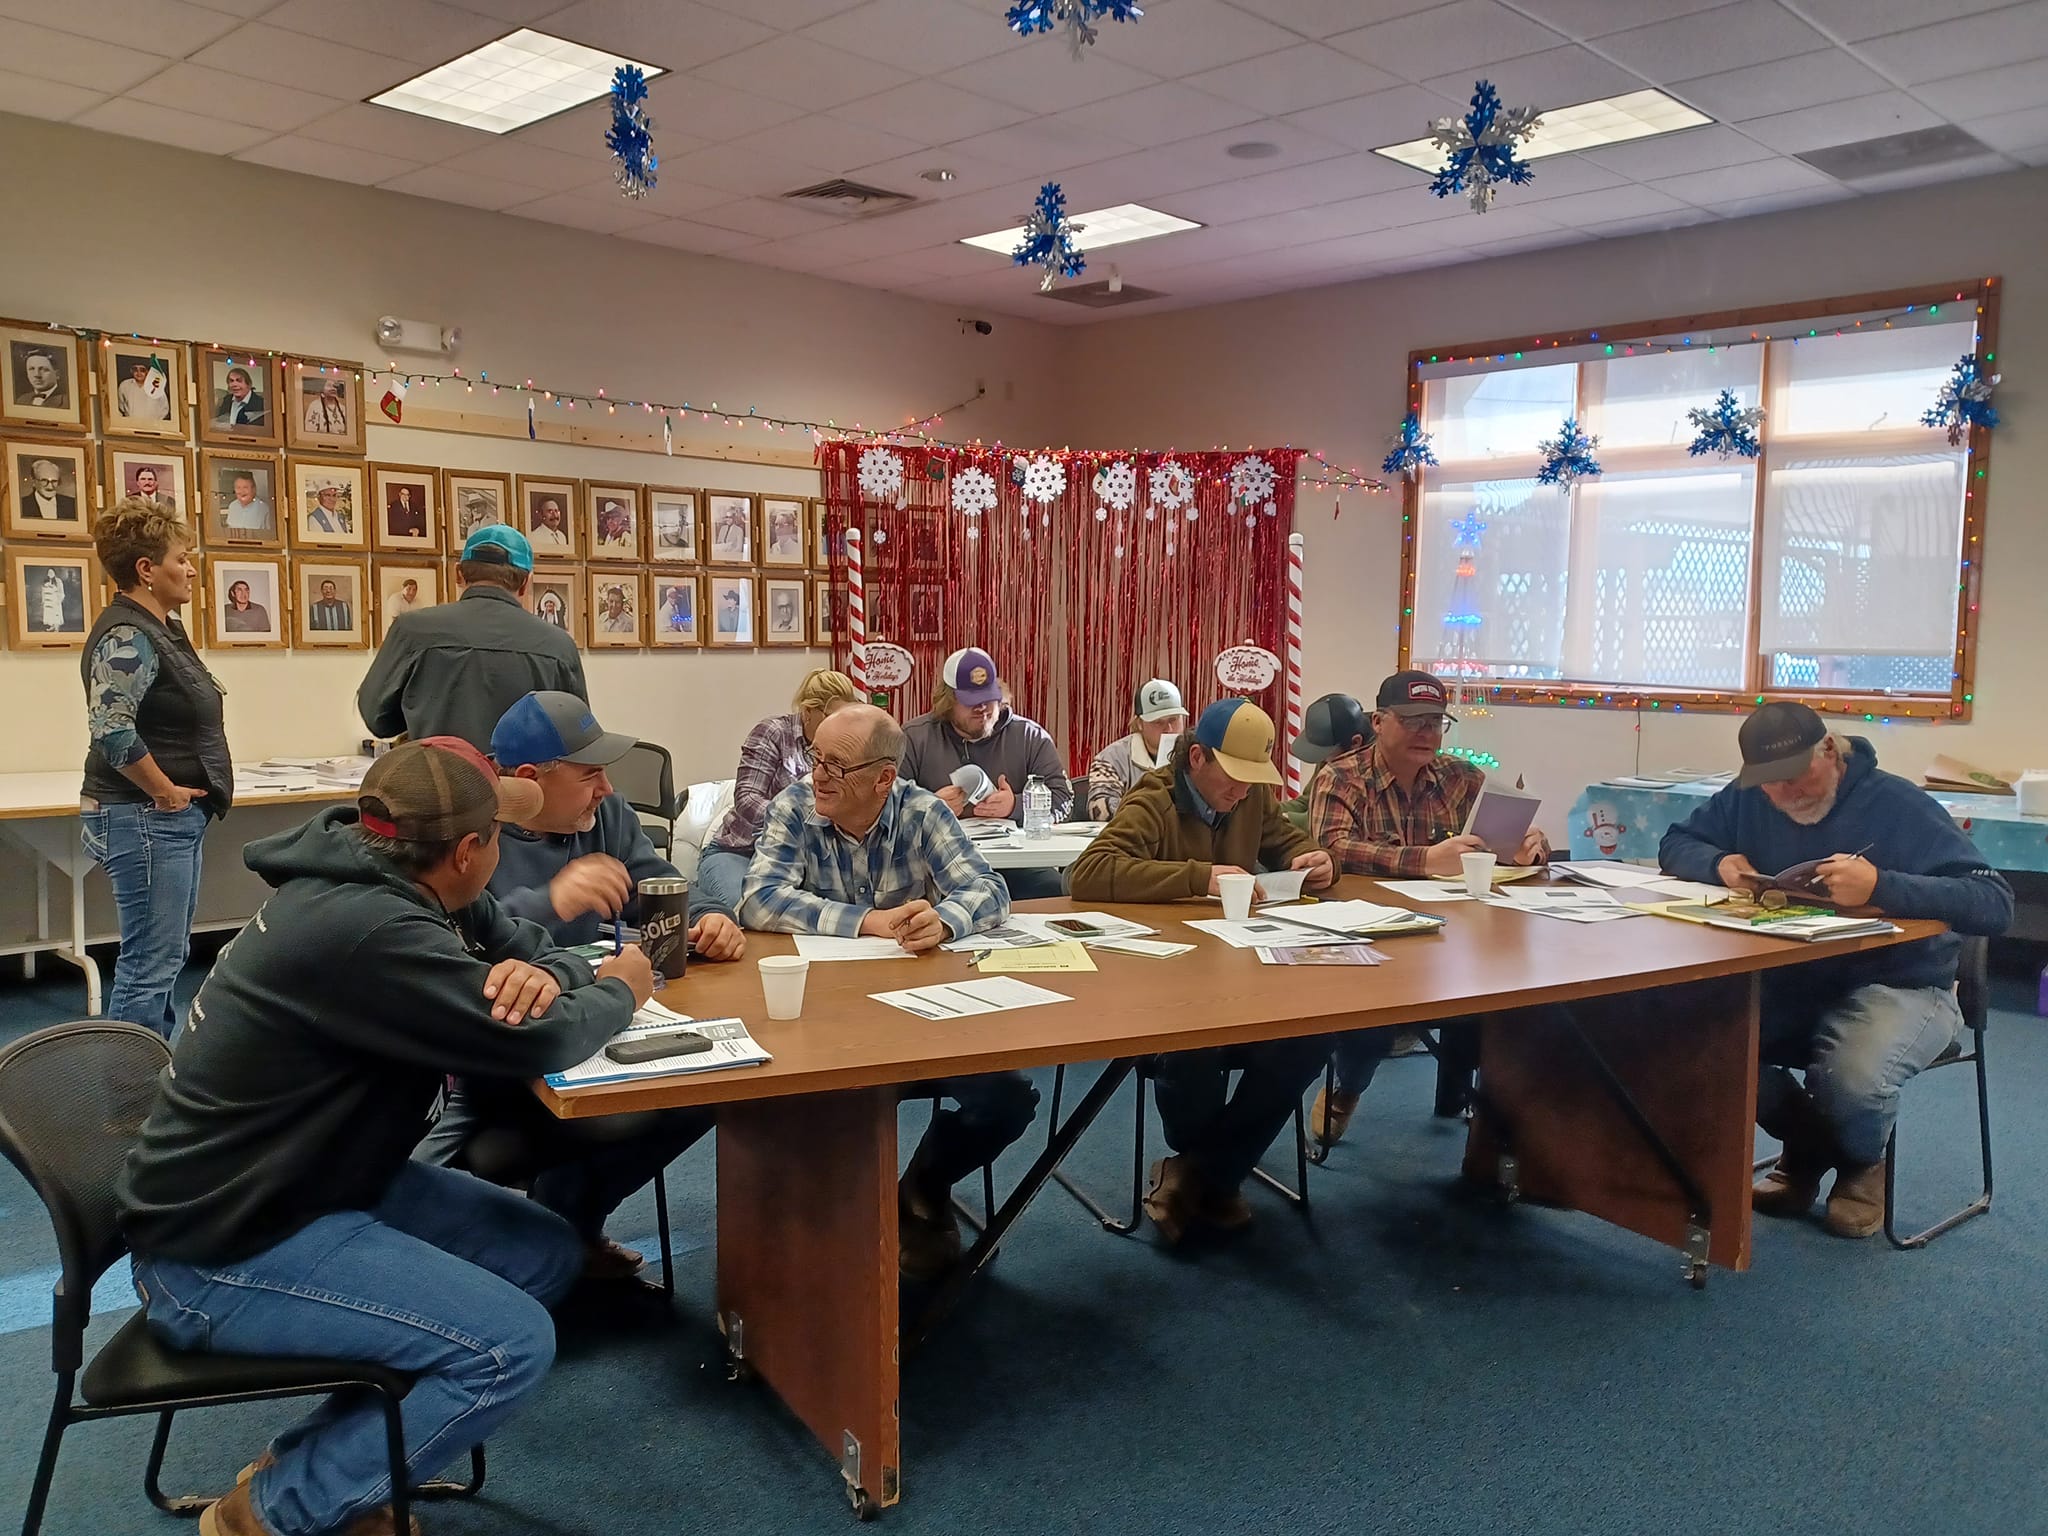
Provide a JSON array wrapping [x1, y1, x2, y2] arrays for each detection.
[[1659, 737, 2011, 999]]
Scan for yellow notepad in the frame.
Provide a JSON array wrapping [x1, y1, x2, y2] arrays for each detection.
[[976, 940, 1098, 974]]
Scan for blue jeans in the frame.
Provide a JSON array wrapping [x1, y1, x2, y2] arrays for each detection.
[[80, 800, 207, 1037], [1759, 982, 1963, 1167], [691, 845, 750, 922], [132, 1161, 580, 1536], [1153, 1035, 1330, 1192]]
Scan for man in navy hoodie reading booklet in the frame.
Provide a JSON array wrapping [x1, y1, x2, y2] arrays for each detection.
[[1659, 703, 2010, 1239], [116, 738, 653, 1536]]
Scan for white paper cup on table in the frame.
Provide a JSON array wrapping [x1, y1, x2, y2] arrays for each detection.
[[759, 955, 809, 1020], [1218, 872, 1257, 920], [1461, 851, 1498, 899]]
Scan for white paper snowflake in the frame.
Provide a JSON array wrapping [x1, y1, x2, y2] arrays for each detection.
[[1022, 453, 1065, 505], [1149, 458, 1194, 513], [1230, 455, 1276, 507], [858, 446, 903, 502], [1094, 459, 1136, 512], [951, 465, 998, 517]]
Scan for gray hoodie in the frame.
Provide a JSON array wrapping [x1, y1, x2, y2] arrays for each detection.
[[898, 706, 1073, 824]]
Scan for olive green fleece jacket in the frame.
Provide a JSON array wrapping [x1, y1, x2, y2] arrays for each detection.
[[1067, 753, 1318, 904]]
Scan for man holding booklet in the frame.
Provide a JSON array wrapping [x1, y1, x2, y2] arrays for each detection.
[[1659, 703, 2012, 1238]]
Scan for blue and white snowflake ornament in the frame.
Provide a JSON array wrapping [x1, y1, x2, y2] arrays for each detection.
[[605, 66, 657, 199], [1535, 417, 1601, 488], [1381, 412, 1439, 479], [1427, 81, 1540, 213], [1686, 390, 1765, 460], [1012, 182, 1086, 293], [1922, 354, 2000, 446], [1006, 0, 1144, 59]]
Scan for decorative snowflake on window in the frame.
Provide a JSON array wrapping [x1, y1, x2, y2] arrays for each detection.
[[1093, 459, 1136, 512], [951, 465, 998, 517], [857, 446, 903, 503], [1922, 354, 2000, 446], [1535, 416, 1602, 488], [1149, 458, 1194, 513], [1230, 454, 1277, 515], [1021, 453, 1065, 505]]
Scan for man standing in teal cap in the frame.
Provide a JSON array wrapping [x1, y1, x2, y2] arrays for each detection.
[[358, 524, 589, 749]]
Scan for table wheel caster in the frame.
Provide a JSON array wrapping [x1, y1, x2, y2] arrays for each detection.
[[849, 1486, 879, 1521]]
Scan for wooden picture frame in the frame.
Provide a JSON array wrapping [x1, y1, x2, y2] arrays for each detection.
[[584, 482, 644, 563], [444, 469, 513, 548], [99, 342, 189, 441], [283, 357, 367, 456], [761, 576, 808, 647], [0, 321, 88, 433], [516, 474, 579, 561], [196, 345, 284, 449], [867, 582, 899, 642], [587, 568, 644, 647], [649, 571, 701, 648], [811, 498, 841, 570], [528, 564, 583, 646], [704, 490, 755, 567], [706, 571, 755, 648], [646, 485, 701, 565], [105, 445, 194, 521], [208, 555, 287, 647], [370, 462, 441, 554], [908, 581, 944, 642], [373, 557, 443, 642], [292, 554, 370, 648], [7, 547, 97, 648], [198, 449, 285, 550], [3, 435, 97, 541], [759, 495, 808, 569], [812, 575, 840, 644], [287, 456, 369, 551]]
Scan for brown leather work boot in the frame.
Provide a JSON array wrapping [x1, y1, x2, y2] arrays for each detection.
[[1198, 1183, 1255, 1233], [1144, 1156, 1200, 1246], [201, 1486, 272, 1536], [1823, 1161, 1887, 1239], [1310, 1083, 1361, 1146], [222, 1459, 422, 1536]]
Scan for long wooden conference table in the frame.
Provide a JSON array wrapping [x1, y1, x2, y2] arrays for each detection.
[[536, 876, 1936, 1517]]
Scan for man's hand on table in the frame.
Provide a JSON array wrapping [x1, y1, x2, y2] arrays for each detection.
[[860, 899, 948, 953], [1292, 848, 1336, 891], [688, 912, 746, 961], [1422, 834, 1487, 878], [484, 959, 561, 1024], [1207, 864, 1265, 901]]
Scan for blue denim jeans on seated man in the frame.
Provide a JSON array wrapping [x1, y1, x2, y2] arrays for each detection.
[[131, 1161, 581, 1536], [1759, 982, 1963, 1169], [691, 845, 751, 925], [80, 801, 207, 1038]]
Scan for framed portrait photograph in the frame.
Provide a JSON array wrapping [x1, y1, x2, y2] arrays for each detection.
[[587, 570, 643, 648], [812, 575, 841, 644], [99, 344, 188, 441], [706, 572, 755, 648], [761, 577, 808, 647], [196, 346, 283, 449], [444, 469, 513, 547], [0, 322, 87, 433], [3, 437, 95, 541], [908, 581, 944, 642], [649, 572, 700, 648], [812, 499, 842, 569], [288, 457, 368, 550], [584, 483, 643, 563], [198, 450, 284, 550], [373, 559, 442, 641], [293, 555, 370, 648], [759, 496, 808, 569], [284, 358, 366, 455], [106, 445, 194, 517], [528, 564, 583, 645], [516, 475, 578, 561], [7, 548, 96, 649], [208, 555, 286, 647], [647, 485, 700, 564], [371, 462, 440, 554], [705, 491, 754, 567], [906, 510, 943, 570], [866, 582, 899, 642]]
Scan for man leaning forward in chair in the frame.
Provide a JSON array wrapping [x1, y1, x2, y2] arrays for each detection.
[[1659, 702, 2011, 1238], [116, 739, 653, 1536], [1068, 698, 1336, 1244]]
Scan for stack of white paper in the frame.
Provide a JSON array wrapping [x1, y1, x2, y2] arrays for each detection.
[[1184, 917, 1347, 950], [870, 976, 1071, 1018], [792, 934, 916, 961], [1257, 900, 1441, 935], [546, 1003, 771, 1088], [1550, 861, 1668, 889]]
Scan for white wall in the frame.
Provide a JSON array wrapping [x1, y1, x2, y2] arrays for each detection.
[[1064, 168, 2048, 840]]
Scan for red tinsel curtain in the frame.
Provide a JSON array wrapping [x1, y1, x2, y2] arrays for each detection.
[[819, 444, 1300, 777]]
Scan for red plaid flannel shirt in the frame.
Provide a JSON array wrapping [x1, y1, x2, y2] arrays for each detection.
[[1307, 743, 1485, 877]]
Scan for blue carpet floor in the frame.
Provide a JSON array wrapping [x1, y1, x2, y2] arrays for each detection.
[[2, 950, 2045, 1536]]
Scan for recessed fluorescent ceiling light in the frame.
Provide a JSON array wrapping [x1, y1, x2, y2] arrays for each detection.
[[1374, 89, 1710, 172], [372, 29, 664, 135], [960, 203, 1201, 255]]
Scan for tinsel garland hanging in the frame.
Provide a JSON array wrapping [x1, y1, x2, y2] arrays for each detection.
[[606, 66, 657, 199], [1427, 80, 1541, 213], [1921, 353, 2000, 446], [1686, 389, 1765, 459]]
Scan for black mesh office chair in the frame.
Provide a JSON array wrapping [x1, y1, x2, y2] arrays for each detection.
[[611, 741, 681, 856], [0, 1021, 484, 1536], [1886, 934, 1994, 1248]]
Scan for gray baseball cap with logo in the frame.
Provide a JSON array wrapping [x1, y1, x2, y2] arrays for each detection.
[[1736, 701, 1828, 788]]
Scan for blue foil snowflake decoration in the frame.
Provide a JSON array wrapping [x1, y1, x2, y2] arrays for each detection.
[[1921, 354, 2000, 446], [1428, 80, 1541, 213], [1012, 182, 1086, 293], [1686, 390, 1765, 460], [606, 66, 657, 199], [1006, 0, 1144, 58], [1381, 411, 1440, 480], [1536, 417, 1601, 488]]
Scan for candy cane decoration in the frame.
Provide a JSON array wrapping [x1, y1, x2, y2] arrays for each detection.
[[845, 526, 867, 691], [1284, 532, 1305, 796]]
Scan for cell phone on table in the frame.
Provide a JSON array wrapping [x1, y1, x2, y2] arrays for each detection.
[[1045, 918, 1105, 938], [604, 1030, 713, 1065]]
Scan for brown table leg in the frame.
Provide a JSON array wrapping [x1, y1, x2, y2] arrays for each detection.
[[717, 1088, 901, 1516], [1464, 972, 1759, 1281]]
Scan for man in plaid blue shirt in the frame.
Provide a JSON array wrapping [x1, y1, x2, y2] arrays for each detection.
[[742, 703, 1036, 1281]]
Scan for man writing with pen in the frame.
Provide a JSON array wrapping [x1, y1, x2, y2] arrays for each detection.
[[741, 702, 1037, 1283]]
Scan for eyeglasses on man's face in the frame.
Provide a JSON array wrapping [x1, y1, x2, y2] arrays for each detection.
[[814, 754, 892, 786]]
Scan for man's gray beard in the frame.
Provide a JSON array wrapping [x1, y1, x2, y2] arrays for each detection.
[[1783, 785, 1838, 826]]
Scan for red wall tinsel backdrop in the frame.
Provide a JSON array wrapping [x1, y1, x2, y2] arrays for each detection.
[[818, 444, 1301, 776]]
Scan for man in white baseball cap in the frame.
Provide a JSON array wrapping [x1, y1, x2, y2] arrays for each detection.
[[1087, 677, 1186, 820]]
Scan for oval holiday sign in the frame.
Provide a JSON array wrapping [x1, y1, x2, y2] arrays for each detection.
[[862, 642, 915, 691], [1214, 643, 1281, 694]]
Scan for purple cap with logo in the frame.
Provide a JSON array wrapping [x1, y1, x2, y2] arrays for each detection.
[[942, 646, 1002, 707]]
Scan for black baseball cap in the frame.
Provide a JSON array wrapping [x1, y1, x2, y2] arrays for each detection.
[[1291, 693, 1370, 763], [1375, 670, 1457, 721], [1736, 701, 1827, 788]]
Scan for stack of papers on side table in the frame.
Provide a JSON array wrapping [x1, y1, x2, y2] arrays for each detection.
[[546, 1002, 771, 1088]]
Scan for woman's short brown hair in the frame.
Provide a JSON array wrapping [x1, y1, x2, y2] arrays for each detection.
[[93, 499, 192, 592]]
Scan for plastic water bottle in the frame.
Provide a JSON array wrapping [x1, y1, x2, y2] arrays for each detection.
[[1022, 775, 1052, 840]]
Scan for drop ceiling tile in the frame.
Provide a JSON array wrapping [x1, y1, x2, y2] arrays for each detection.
[[1777, 0, 2019, 43], [1699, 185, 1855, 219], [1300, 183, 1478, 232], [1156, 152, 1420, 223], [1583, 207, 1719, 238], [1077, 117, 1352, 201], [1411, 204, 1565, 242], [622, 218, 768, 254], [235, 134, 420, 183], [426, 0, 558, 18], [832, 80, 1030, 142], [380, 163, 537, 209], [1284, 83, 1467, 152], [657, 141, 834, 196], [1088, 0, 1303, 77], [1187, 43, 1403, 114], [1491, 153, 1627, 200], [1853, 3, 2048, 85], [1060, 81, 1263, 147], [601, 176, 738, 218], [0, 17, 170, 92], [1217, 0, 1442, 39], [849, 147, 1026, 197], [1507, 182, 1691, 225], [1598, 0, 1830, 82], [297, 101, 493, 161], [439, 139, 612, 191], [191, 23, 417, 100], [685, 196, 849, 237], [741, 114, 924, 173], [1328, 0, 1568, 83], [1911, 55, 2048, 117], [508, 98, 711, 160], [0, 68, 104, 121], [1580, 123, 1775, 179], [800, 0, 1016, 72], [735, 238, 847, 271], [1673, 48, 1891, 123], [507, 188, 668, 233], [691, 0, 868, 27], [1506, 0, 1727, 40], [1962, 103, 2048, 152], [543, 0, 777, 72], [74, 97, 272, 154], [128, 62, 347, 131], [940, 46, 1159, 115], [945, 117, 1139, 173], [1421, 45, 1648, 111], [637, 74, 808, 143], [694, 34, 912, 110], [1739, 91, 1944, 154], [0, 0, 241, 55], [182, 0, 287, 11], [258, 0, 502, 65], [1648, 155, 1840, 204]]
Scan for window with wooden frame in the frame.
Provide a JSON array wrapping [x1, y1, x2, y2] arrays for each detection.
[[1396, 278, 1998, 722]]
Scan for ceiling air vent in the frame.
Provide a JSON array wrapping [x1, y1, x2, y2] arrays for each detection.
[[1797, 125, 1997, 186], [781, 179, 918, 217], [1041, 280, 1167, 309]]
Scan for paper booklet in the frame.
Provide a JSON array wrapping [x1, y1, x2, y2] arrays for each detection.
[[1649, 901, 1898, 943], [1462, 785, 1541, 858], [1257, 943, 1387, 966], [546, 1003, 771, 1089], [1254, 900, 1447, 937], [870, 976, 1071, 1019], [1923, 755, 2014, 795]]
